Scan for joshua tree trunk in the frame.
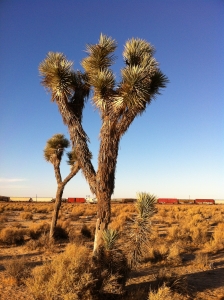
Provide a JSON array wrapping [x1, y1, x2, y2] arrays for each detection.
[[50, 183, 64, 239], [50, 162, 80, 240], [93, 120, 120, 254], [56, 98, 97, 194]]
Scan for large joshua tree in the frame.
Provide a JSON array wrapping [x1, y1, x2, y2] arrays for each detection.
[[39, 34, 168, 253], [44, 133, 80, 239]]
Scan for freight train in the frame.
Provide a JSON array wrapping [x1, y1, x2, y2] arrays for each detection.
[[0, 195, 221, 205], [157, 198, 215, 205]]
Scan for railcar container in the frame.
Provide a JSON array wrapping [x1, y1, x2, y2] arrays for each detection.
[[178, 199, 195, 204], [33, 197, 53, 202], [0, 196, 10, 202], [51, 198, 67, 203], [121, 198, 136, 203], [68, 197, 86, 203], [157, 198, 178, 204], [195, 199, 215, 205], [214, 199, 224, 204], [10, 197, 33, 202]]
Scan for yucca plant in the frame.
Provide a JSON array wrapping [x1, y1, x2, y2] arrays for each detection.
[[128, 192, 157, 268], [102, 228, 119, 251]]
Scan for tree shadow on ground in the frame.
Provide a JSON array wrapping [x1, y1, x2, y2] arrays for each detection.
[[126, 267, 224, 299]]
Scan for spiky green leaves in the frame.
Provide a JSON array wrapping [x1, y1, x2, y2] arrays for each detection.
[[44, 134, 70, 163], [82, 34, 117, 73], [82, 34, 117, 111], [129, 193, 157, 268], [135, 192, 157, 219], [81, 35, 168, 115], [102, 229, 119, 251], [123, 38, 155, 67], [66, 149, 77, 166], [116, 38, 168, 113], [39, 52, 73, 102]]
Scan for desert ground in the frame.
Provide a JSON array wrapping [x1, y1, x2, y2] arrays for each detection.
[[0, 201, 224, 300]]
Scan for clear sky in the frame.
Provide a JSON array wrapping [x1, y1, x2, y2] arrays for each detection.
[[0, 0, 223, 199]]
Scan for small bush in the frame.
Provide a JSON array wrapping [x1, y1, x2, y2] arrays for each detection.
[[4, 256, 30, 283], [0, 215, 8, 223], [194, 252, 209, 268], [26, 233, 55, 251], [29, 222, 50, 240], [54, 224, 68, 240], [148, 284, 172, 300], [0, 227, 25, 245], [20, 211, 33, 220], [81, 224, 93, 239], [167, 243, 182, 264], [71, 205, 85, 218]]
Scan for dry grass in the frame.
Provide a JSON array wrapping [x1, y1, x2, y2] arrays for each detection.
[[0, 202, 224, 300], [0, 227, 26, 245], [20, 211, 33, 220], [148, 284, 173, 300], [26, 243, 94, 300], [4, 256, 30, 283]]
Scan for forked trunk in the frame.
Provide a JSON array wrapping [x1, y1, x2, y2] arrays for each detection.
[[50, 162, 80, 240], [57, 98, 97, 194]]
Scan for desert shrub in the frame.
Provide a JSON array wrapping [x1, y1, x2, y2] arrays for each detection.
[[0, 227, 25, 245], [190, 213, 203, 225], [189, 225, 208, 245], [71, 205, 85, 218], [10, 204, 25, 211], [26, 233, 55, 251], [0, 206, 5, 213], [4, 256, 30, 283], [148, 284, 173, 300], [81, 224, 93, 239], [35, 205, 51, 213], [194, 252, 209, 268], [54, 224, 68, 240], [29, 222, 50, 239], [83, 205, 97, 216], [152, 268, 189, 297], [211, 210, 223, 224], [26, 243, 97, 300], [94, 247, 130, 296], [0, 215, 8, 223], [167, 226, 180, 241], [167, 243, 182, 264], [20, 211, 33, 220], [206, 223, 224, 252], [109, 212, 130, 231]]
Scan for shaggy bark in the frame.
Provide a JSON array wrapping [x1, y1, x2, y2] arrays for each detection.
[[56, 98, 97, 194], [93, 118, 120, 253]]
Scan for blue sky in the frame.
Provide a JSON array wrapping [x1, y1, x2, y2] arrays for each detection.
[[0, 0, 223, 199]]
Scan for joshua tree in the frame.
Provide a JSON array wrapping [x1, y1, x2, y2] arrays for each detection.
[[44, 133, 80, 239], [39, 34, 168, 253]]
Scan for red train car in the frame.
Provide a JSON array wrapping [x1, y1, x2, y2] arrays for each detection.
[[195, 199, 215, 205], [157, 198, 178, 204], [67, 197, 86, 203]]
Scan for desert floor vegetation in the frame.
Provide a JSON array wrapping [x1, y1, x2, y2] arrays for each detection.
[[0, 201, 224, 299]]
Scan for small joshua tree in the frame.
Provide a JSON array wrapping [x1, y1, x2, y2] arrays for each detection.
[[44, 133, 80, 239]]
